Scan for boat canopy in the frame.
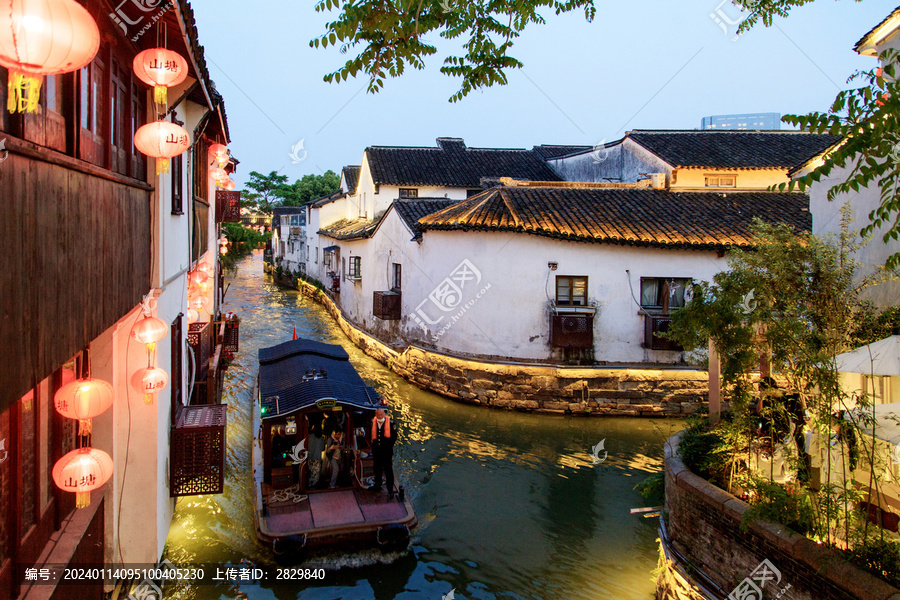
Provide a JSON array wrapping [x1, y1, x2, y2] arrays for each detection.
[[258, 338, 380, 419]]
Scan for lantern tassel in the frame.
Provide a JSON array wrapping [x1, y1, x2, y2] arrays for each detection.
[[76, 491, 90, 509], [78, 419, 92, 437], [154, 85, 167, 106], [7, 72, 42, 114], [156, 158, 169, 175], [144, 393, 153, 405]]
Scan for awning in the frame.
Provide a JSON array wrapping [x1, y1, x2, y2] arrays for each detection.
[[846, 402, 900, 446], [835, 336, 900, 376], [323, 245, 339, 252]]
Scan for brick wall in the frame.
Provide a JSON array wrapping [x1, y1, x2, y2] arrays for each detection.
[[659, 433, 900, 600]]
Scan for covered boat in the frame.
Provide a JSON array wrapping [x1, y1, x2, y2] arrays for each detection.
[[252, 338, 416, 557]]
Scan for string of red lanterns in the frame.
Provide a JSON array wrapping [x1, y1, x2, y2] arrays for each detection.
[[132, 47, 188, 107]]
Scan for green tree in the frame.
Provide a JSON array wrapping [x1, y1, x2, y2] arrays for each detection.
[[278, 171, 341, 207], [244, 171, 289, 213], [312, 0, 596, 102]]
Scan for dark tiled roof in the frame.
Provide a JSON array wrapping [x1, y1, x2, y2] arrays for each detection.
[[626, 130, 841, 169], [392, 199, 459, 240], [311, 189, 346, 208], [531, 144, 594, 160], [417, 186, 811, 250], [365, 138, 561, 187], [855, 6, 900, 53], [342, 165, 361, 193], [318, 211, 387, 241]]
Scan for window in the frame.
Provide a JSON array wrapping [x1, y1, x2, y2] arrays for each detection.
[[171, 153, 184, 214], [315, 248, 319, 264], [399, 188, 418, 198], [640, 277, 692, 311], [192, 200, 209, 263], [705, 174, 736, 188], [342, 257, 346, 280], [171, 315, 183, 414], [358, 193, 367, 218], [556, 276, 588, 307], [392, 263, 401, 291], [324, 250, 331, 267], [348, 256, 361, 280]]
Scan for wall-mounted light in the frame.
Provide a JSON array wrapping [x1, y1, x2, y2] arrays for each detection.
[[285, 417, 297, 435], [548, 262, 558, 271]]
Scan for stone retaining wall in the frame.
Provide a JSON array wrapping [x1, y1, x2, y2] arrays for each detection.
[[658, 432, 900, 600], [294, 279, 711, 416]]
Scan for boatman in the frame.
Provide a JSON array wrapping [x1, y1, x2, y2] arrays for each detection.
[[370, 408, 396, 498]]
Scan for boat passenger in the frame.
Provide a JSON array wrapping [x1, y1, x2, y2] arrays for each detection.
[[306, 413, 325, 486], [370, 408, 397, 497], [326, 429, 345, 488]]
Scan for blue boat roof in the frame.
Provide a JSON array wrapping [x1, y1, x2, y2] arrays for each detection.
[[258, 338, 380, 419]]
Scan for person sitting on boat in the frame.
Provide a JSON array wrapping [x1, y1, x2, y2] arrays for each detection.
[[326, 429, 345, 489], [369, 409, 397, 497]]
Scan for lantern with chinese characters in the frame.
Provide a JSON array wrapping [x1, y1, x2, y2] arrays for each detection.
[[131, 366, 169, 404], [209, 143, 229, 167], [0, 0, 100, 113], [134, 121, 191, 175], [54, 377, 114, 438], [52, 447, 113, 508], [132, 47, 188, 106], [131, 315, 168, 354]]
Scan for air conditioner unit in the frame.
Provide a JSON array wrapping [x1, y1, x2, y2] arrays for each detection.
[[550, 314, 593, 349], [644, 315, 682, 351]]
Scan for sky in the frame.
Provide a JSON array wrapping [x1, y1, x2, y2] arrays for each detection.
[[188, 0, 896, 188]]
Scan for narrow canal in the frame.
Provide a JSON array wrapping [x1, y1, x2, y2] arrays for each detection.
[[164, 250, 683, 600]]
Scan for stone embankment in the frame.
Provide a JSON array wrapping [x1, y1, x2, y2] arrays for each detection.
[[284, 275, 711, 416]]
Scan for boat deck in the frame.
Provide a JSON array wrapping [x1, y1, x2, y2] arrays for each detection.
[[261, 484, 413, 536]]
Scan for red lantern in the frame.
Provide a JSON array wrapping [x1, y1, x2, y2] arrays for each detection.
[[131, 315, 168, 352], [197, 263, 214, 279], [134, 121, 191, 175], [190, 269, 209, 285], [0, 0, 100, 113], [187, 308, 200, 324], [54, 378, 114, 421], [222, 178, 236, 191], [219, 245, 228, 255], [209, 143, 229, 167], [131, 366, 168, 404], [190, 295, 209, 311], [132, 47, 188, 106], [52, 447, 113, 508], [209, 167, 228, 182]]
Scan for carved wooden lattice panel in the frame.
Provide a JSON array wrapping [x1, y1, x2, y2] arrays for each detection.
[[373, 291, 401, 320], [223, 321, 239, 352], [550, 314, 593, 349], [170, 404, 227, 497], [215, 191, 241, 223]]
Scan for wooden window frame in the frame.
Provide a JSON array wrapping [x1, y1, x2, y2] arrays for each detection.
[[640, 277, 693, 312], [555, 275, 588, 307], [704, 174, 737, 188], [392, 263, 401, 291], [348, 256, 361, 280], [399, 188, 418, 198]]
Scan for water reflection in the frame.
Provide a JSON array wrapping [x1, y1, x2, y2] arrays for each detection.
[[164, 251, 682, 600]]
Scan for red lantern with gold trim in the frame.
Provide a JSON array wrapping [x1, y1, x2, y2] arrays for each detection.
[[131, 366, 169, 405], [132, 47, 188, 106], [52, 447, 113, 508], [134, 121, 191, 175], [0, 0, 100, 113]]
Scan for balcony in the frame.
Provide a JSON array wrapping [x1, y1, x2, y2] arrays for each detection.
[[550, 314, 593, 349], [374, 291, 401, 320], [644, 315, 683, 351], [170, 404, 227, 497], [188, 321, 212, 395]]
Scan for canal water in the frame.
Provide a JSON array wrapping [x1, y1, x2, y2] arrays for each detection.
[[163, 250, 683, 600]]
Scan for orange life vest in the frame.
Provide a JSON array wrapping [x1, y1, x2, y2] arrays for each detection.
[[372, 416, 391, 441]]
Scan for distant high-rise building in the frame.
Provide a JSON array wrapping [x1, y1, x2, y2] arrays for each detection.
[[701, 113, 781, 130]]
